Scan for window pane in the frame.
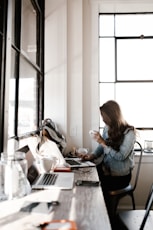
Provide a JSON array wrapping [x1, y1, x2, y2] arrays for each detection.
[[99, 38, 115, 82], [116, 83, 153, 128], [99, 83, 115, 127], [21, 0, 36, 63], [115, 14, 153, 36], [99, 15, 114, 36], [18, 57, 37, 134], [117, 39, 153, 81]]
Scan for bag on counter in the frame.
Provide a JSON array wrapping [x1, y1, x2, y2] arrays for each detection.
[[41, 118, 67, 154]]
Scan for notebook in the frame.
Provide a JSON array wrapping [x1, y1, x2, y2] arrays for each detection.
[[16, 145, 74, 190], [65, 157, 95, 168]]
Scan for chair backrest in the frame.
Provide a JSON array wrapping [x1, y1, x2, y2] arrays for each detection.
[[133, 141, 143, 191], [140, 183, 153, 230]]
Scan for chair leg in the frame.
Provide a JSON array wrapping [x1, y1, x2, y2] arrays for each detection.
[[130, 193, 135, 209], [108, 195, 119, 218]]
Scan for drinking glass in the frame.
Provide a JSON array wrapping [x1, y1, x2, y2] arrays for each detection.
[[144, 140, 153, 153]]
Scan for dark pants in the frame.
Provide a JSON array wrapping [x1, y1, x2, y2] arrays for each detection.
[[96, 162, 131, 191], [96, 163, 131, 229], [100, 173, 131, 191]]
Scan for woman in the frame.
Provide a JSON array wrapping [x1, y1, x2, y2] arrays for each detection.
[[81, 100, 136, 220]]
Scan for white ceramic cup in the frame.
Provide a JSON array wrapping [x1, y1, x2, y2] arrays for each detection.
[[89, 130, 98, 138], [40, 156, 58, 172]]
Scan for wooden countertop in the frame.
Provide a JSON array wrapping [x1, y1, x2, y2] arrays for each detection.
[[0, 167, 111, 230]]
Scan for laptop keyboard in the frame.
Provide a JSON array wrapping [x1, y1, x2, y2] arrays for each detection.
[[37, 173, 58, 186], [66, 159, 81, 166]]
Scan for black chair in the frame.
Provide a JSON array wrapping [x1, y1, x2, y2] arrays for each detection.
[[108, 141, 143, 218], [117, 183, 153, 230]]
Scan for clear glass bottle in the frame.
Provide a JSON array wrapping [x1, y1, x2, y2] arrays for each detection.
[[0, 152, 31, 200]]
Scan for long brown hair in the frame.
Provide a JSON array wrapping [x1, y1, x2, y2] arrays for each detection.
[[100, 100, 135, 151]]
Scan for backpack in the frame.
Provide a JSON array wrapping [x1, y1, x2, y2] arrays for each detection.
[[41, 118, 67, 154]]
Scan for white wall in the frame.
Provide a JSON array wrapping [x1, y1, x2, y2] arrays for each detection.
[[45, 0, 100, 153], [45, 0, 67, 144]]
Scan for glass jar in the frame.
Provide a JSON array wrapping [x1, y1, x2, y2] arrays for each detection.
[[0, 153, 31, 201]]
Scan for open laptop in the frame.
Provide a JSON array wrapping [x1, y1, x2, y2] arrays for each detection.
[[16, 145, 74, 190], [64, 157, 95, 168]]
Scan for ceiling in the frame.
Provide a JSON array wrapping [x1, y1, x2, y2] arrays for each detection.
[[90, 0, 153, 13]]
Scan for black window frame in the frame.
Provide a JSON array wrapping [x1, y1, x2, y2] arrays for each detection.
[[0, 0, 44, 153]]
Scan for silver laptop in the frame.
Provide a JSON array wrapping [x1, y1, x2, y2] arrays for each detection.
[[16, 145, 74, 190], [31, 171, 74, 190], [65, 157, 95, 168]]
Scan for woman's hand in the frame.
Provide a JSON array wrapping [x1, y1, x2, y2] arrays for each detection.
[[93, 132, 106, 146], [80, 153, 95, 161]]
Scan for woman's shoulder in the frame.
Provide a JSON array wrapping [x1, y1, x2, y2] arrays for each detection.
[[124, 126, 135, 134], [124, 127, 136, 142], [103, 125, 109, 132]]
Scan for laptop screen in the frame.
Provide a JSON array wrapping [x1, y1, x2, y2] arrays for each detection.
[[16, 145, 39, 185]]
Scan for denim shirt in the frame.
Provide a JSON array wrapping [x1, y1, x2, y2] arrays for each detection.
[[93, 126, 136, 176]]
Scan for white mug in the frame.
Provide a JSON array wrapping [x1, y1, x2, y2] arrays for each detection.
[[89, 130, 98, 139], [40, 156, 58, 172]]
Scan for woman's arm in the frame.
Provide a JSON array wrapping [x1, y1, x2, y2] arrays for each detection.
[[103, 130, 136, 161]]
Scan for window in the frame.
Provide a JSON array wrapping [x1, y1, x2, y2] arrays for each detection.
[[9, 0, 44, 138], [0, 0, 44, 152], [99, 13, 153, 143]]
